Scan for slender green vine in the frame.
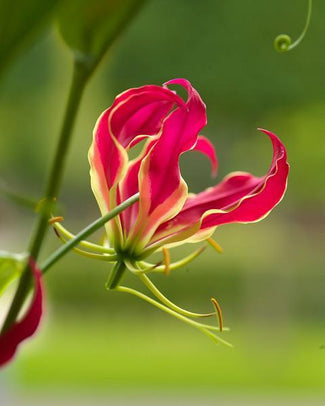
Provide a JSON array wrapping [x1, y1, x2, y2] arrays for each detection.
[[1, 60, 90, 333]]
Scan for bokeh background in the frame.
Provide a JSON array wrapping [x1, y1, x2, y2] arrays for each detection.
[[0, 0, 324, 405]]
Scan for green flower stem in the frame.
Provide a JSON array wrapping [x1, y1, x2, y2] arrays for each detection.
[[105, 261, 127, 290], [1, 60, 90, 333], [41, 193, 139, 273]]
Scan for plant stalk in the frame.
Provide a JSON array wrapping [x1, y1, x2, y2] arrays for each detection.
[[1, 59, 90, 333], [106, 261, 126, 290]]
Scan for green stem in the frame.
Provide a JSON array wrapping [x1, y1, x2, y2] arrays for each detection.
[[41, 193, 139, 273], [1, 59, 90, 333], [105, 262, 126, 290]]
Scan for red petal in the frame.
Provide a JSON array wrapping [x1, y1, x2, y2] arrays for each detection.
[[127, 79, 207, 251], [152, 130, 289, 245], [90, 85, 182, 191], [120, 133, 218, 236], [89, 85, 184, 241], [143, 79, 206, 212], [0, 259, 43, 368], [202, 129, 289, 227], [119, 138, 157, 234]]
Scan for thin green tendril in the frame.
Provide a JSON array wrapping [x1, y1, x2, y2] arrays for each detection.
[[274, 0, 312, 52]]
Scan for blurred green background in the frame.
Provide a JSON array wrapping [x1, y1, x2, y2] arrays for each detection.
[[0, 0, 324, 405]]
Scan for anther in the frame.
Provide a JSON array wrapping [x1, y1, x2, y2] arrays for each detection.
[[211, 297, 223, 332], [207, 238, 223, 254], [48, 216, 64, 225]]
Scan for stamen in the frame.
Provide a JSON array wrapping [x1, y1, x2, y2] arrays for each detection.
[[51, 225, 117, 262], [116, 285, 232, 347], [162, 247, 170, 276], [48, 216, 64, 225], [211, 297, 223, 332], [53, 227, 60, 239], [70, 247, 117, 262], [207, 238, 223, 254], [51, 220, 115, 254]]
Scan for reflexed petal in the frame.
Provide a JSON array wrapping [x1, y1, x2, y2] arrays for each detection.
[[89, 85, 183, 214], [90, 85, 182, 187], [89, 84, 184, 243], [151, 130, 289, 246], [0, 259, 43, 368], [127, 79, 207, 251], [202, 129, 289, 227]]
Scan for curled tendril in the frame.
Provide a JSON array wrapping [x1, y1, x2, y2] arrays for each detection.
[[274, 34, 292, 53], [274, 0, 312, 53]]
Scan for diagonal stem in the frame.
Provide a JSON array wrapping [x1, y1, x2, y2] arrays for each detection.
[[105, 262, 127, 290], [41, 193, 139, 274]]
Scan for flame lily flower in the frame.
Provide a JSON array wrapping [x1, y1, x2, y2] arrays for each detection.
[[88, 78, 288, 258], [0, 259, 43, 367], [52, 79, 289, 344]]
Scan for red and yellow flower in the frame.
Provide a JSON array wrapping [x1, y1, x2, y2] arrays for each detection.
[[89, 78, 289, 261], [51, 78, 289, 345]]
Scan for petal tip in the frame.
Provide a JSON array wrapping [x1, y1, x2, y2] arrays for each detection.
[[0, 259, 43, 368]]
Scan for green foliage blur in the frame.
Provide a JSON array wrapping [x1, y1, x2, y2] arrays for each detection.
[[0, 0, 324, 402]]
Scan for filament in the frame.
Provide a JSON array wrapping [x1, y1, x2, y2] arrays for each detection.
[[51, 219, 115, 254], [53, 226, 117, 262], [139, 246, 206, 273], [48, 216, 64, 225], [137, 272, 216, 319]]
